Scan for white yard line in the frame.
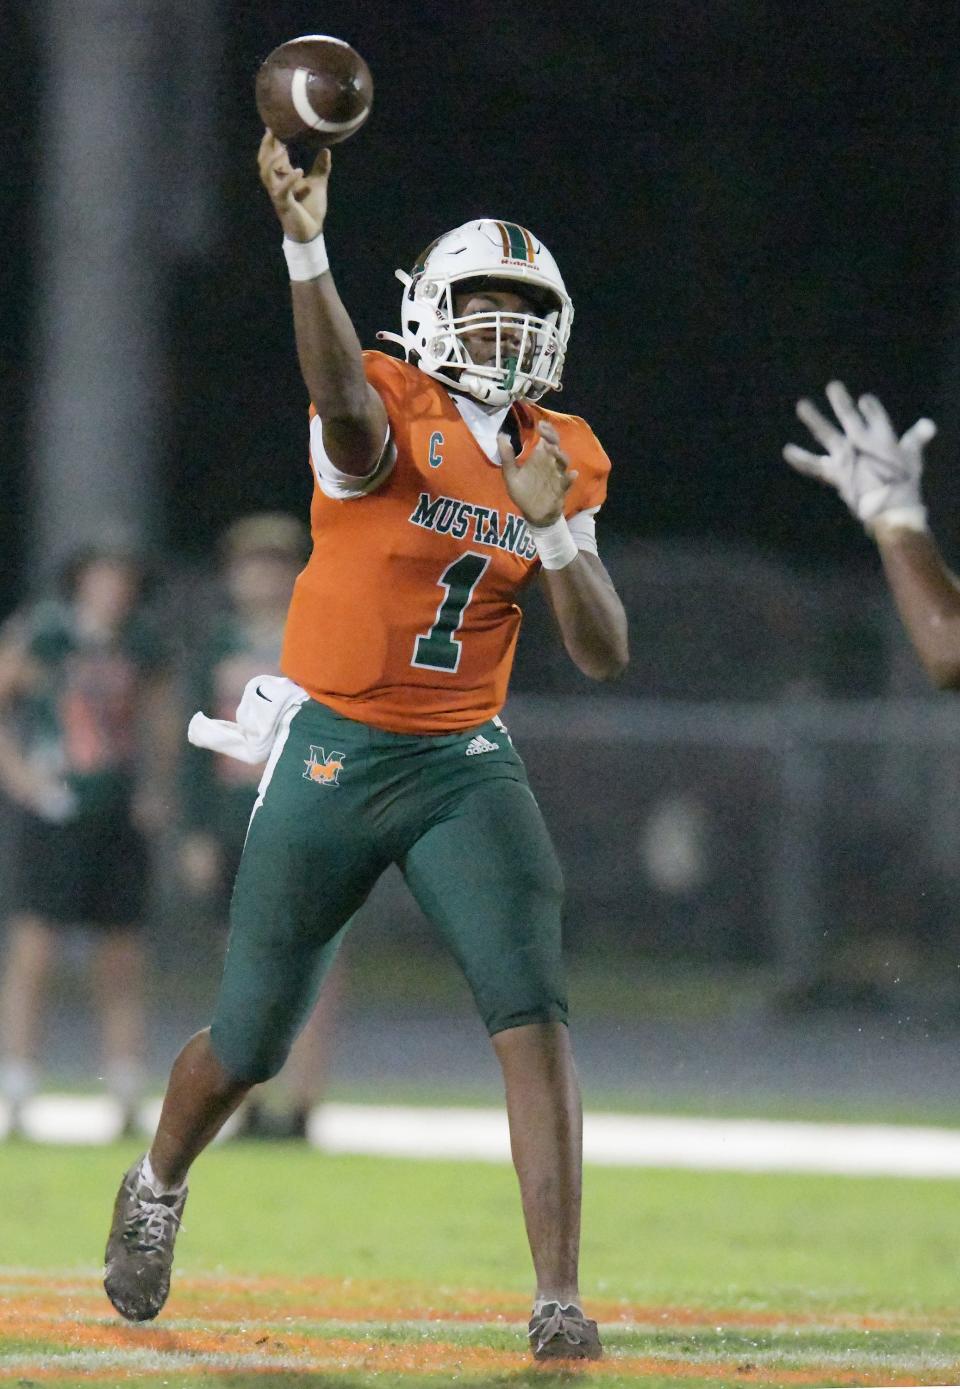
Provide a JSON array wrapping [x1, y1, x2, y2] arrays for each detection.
[[310, 1104, 960, 1178], [5, 1096, 960, 1178]]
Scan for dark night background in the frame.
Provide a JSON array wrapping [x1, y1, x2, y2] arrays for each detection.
[[3, 1, 960, 603]]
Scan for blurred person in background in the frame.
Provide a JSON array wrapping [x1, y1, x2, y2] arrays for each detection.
[[0, 546, 173, 1135], [178, 512, 343, 1139], [783, 382, 960, 688]]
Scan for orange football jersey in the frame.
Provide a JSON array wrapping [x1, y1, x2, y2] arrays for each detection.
[[281, 351, 611, 733]]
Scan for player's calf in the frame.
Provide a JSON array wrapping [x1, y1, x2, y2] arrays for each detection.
[[103, 1156, 187, 1321]]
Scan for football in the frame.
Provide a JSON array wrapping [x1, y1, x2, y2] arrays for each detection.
[[255, 35, 373, 146]]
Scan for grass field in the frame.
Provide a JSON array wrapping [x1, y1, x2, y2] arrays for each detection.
[[1, 1137, 960, 1388]]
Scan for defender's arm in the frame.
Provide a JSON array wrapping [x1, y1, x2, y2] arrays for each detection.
[[783, 381, 960, 689], [873, 525, 960, 689]]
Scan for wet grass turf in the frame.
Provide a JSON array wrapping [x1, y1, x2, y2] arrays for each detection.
[[1, 1139, 960, 1385]]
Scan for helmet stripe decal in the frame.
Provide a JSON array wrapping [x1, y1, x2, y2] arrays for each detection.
[[501, 221, 533, 262]]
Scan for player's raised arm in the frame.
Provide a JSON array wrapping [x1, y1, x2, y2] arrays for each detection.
[[257, 131, 387, 478], [784, 380, 960, 689]]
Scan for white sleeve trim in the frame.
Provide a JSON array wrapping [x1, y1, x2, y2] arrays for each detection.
[[309, 416, 397, 500], [567, 506, 600, 557]]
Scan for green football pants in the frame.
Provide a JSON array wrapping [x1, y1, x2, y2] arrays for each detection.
[[209, 699, 567, 1082]]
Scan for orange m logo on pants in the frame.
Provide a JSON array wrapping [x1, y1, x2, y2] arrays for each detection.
[[303, 746, 346, 787]]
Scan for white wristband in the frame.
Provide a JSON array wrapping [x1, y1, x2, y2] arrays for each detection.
[[529, 516, 579, 570], [868, 505, 929, 538], [283, 234, 329, 282]]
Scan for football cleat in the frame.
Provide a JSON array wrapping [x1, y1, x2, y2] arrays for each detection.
[[103, 1157, 187, 1321], [528, 1299, 603, 1361]]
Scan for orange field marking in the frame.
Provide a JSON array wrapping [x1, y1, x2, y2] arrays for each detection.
[[0, 1348, 951, 1386], [2, 1271, 954, 1332], [2, 1274, 958, 1387]]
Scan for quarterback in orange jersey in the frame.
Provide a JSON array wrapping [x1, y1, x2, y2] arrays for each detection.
[[284, 349, 615, 731], [104, 133, 628, 1363]]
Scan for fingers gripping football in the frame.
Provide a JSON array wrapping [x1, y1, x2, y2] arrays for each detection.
[[498, 422, 579, 528], [783, 380, 936, 530], [258, 129, 331, 242]]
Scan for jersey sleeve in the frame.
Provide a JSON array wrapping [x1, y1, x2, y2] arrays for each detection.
[[306, 350, 408, 501], [309, 415, 396, 500], [566, 418, 611, 516], [557, 416, 611, 557]]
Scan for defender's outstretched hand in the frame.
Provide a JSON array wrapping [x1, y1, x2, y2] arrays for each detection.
[[498, 421, 579, 528], [258, 130, 330, 243], [784, 381, 936, 532]]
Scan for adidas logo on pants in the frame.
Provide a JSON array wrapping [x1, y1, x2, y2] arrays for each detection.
[[465, 734, 499, 756]]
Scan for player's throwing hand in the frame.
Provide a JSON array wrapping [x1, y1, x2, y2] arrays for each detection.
[[783, 380, 937, 533], [498, 421, 579, 528], [258, 130, 330, 243]]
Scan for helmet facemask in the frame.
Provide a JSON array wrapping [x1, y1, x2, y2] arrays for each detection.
[[377, 221, 574, 407]]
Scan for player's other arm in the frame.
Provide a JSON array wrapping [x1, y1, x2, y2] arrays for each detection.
[[499, 423, 629, 682], [258, 131, 387, 478], [540, 550, 629, 682], [785, 380, 960, 689]]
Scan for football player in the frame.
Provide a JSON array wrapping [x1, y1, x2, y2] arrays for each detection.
[[0, 546, 171, 1135], [783, 381, 960, 685], [104, 134, 629, 1362]]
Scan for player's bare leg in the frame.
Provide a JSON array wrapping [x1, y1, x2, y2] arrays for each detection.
[[105, 1027, 250, 1321], [494, 1027, 600, 1361], [493, 1020, 601, 1359], [0, 914, 56, 1120], [493, 1020, 583, 1302], [92, 927, 146, 1128], [149, 1028, 251, 1185]]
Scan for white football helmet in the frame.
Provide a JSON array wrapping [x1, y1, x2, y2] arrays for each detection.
[[377, 219, 574, 406]]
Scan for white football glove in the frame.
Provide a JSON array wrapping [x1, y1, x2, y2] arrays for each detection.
[[783, 380, 936, 533]]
